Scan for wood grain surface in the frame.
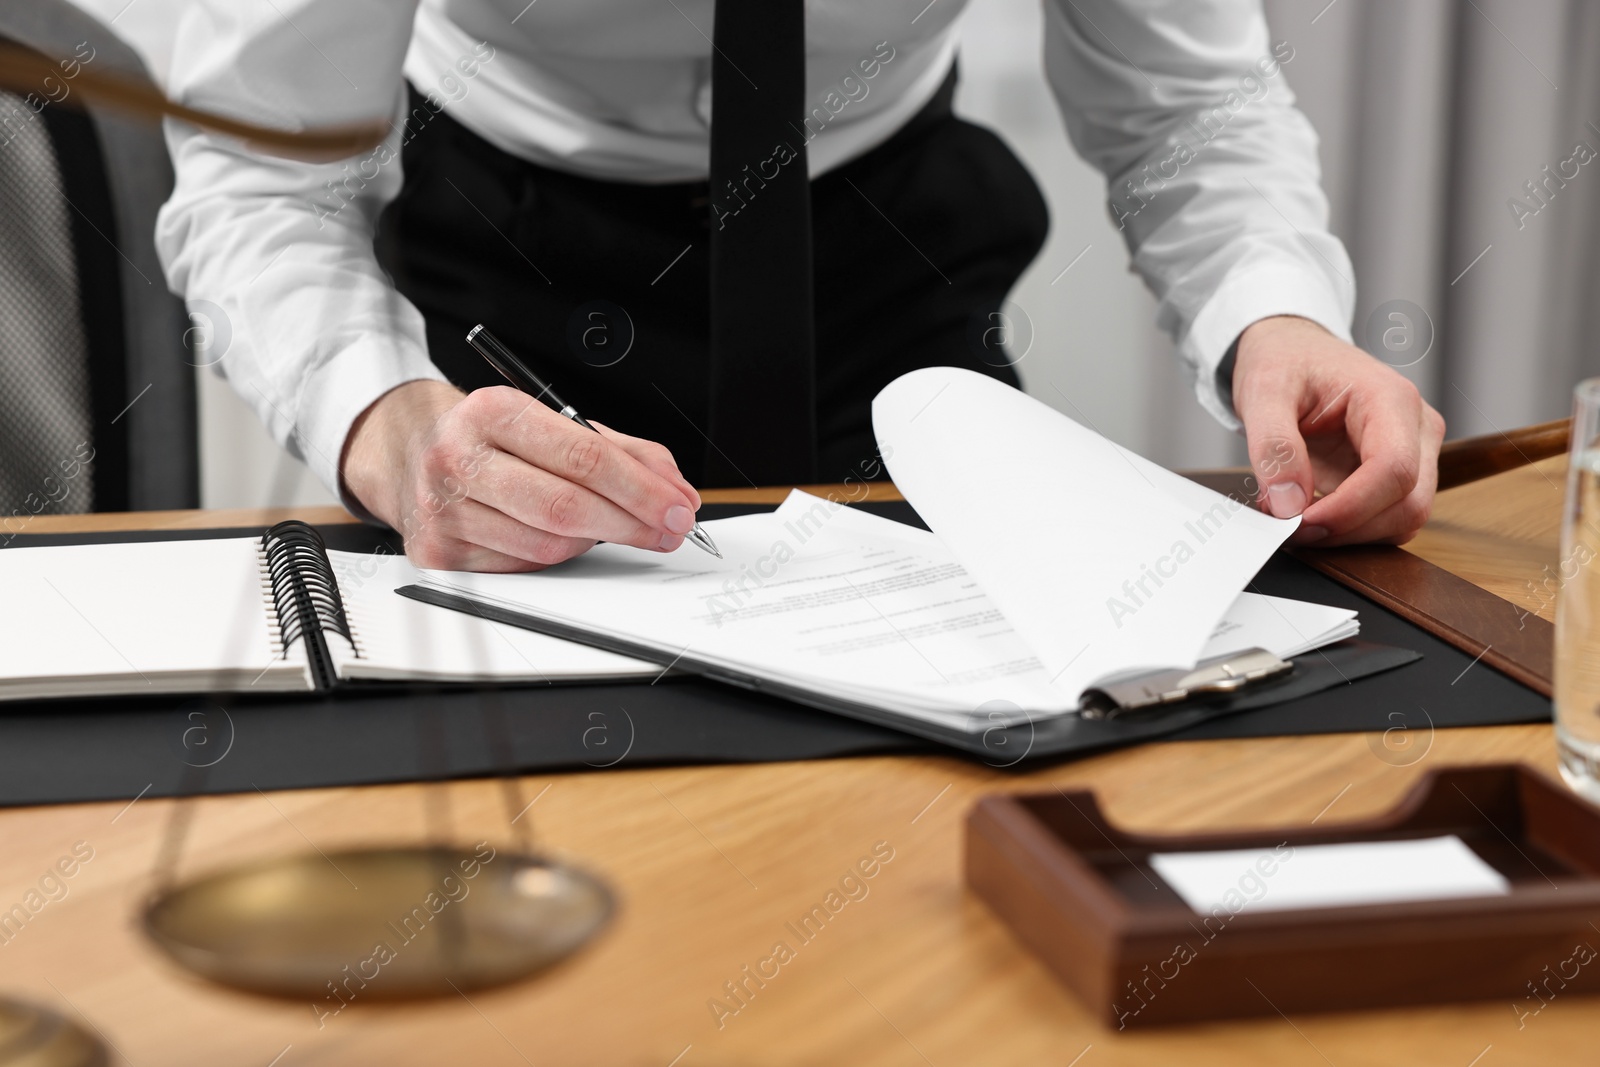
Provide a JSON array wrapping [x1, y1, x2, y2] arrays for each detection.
[[0, 473, 1579, 1067], [1407, 455, 1566, 619], [1436, 418, 1571, 492]]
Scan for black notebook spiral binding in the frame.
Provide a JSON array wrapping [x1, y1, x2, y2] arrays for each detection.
[[260, 520, 359, 690]]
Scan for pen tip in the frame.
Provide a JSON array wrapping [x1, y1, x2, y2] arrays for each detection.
[[688, 524, 722, 559]]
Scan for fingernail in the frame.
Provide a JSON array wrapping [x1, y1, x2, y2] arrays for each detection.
[[658, 532, 683, 552], [1267, 482, 1307, 519], [665, 505, 695, 534], [1298, 525, 1329, 544]]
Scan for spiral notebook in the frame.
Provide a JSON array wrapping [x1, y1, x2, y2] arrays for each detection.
[[0, 521, 655, 701]]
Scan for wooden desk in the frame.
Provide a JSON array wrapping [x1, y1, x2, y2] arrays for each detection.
[[3, 468, 1575, 1066]]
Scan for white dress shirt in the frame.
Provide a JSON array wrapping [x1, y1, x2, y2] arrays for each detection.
[[155, 0, 1355, 503]]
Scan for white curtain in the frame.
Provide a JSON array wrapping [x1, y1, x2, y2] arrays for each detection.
[[1264, 0, 1600, 438]]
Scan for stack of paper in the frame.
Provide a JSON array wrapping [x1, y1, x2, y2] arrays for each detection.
[[414, 368, 1358, 731]]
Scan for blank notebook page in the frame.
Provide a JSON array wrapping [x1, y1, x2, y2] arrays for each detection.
[[327, 550, 657, 682], [0, 537, 304, 695]]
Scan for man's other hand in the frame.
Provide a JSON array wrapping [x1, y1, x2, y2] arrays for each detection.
[[1233, 315, 1446, 547]]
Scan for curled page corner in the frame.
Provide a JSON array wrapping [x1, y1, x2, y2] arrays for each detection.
[[872, 367, 1299, 701]]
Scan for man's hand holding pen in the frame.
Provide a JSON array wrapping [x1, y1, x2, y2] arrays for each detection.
[[341, 378, 703, 572]]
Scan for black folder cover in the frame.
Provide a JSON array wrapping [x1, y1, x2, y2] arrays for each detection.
[[0, 503, 1550, 806]]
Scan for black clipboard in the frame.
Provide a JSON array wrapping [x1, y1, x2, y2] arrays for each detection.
[[395, 581, 1418, 764]]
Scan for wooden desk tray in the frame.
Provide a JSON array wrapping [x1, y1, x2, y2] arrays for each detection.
[[966, 764, 1600, 1029]]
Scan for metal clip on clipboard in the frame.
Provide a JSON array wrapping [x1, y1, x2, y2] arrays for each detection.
[[1077, 647, 1293, 720]]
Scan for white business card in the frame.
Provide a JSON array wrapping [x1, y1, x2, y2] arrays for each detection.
[[1149, 835, 1511, 914]]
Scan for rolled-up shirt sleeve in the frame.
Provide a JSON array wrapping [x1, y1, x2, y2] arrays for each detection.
[[1041, 0, 1355, 430], [155, 0, 446, 504]]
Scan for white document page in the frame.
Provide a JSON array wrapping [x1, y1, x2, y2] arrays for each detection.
[[418, 492, 1354, 727], [873, 367, 1301, 699], [1150, 836, 1510, 914], [326, 550, 657, 682], [420, 492, 1074, 725], [0, 537, 308, 699], [1201, 593, 1358, 661]]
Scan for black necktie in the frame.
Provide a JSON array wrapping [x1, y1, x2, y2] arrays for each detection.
[[704, 0, 817, 486]]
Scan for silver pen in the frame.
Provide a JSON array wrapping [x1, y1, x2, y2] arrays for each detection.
[[466, 325, 722, 558]]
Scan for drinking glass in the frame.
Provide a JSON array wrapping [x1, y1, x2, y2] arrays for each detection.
[[1555, 378, 1600, 799]]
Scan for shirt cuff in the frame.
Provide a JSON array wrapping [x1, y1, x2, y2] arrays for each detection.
[[294, 336, 448, 523], [1179, 260, 1354, 432]]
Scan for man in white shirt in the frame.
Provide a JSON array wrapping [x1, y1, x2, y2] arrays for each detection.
[[156, 0, 1444, 572]]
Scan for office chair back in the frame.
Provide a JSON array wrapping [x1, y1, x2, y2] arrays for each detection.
[[0, 3, 196, 519]]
